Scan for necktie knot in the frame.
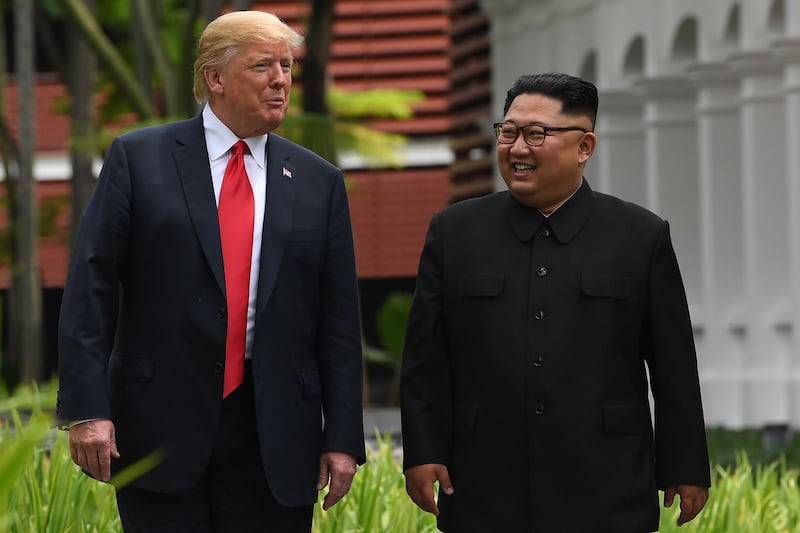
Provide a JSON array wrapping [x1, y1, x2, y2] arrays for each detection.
[[231, 140, 249, 157]]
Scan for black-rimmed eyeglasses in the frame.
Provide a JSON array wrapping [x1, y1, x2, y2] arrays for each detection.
[[493, 122, 589, 147]]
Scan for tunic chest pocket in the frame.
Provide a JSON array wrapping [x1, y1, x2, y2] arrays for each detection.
[[580, 272, 631, 300], [458, 274, 505, 297]]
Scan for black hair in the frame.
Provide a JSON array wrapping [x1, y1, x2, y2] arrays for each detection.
[[503, 72, 598, 129]]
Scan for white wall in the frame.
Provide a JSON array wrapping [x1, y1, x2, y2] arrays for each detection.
[[480, 0, 800, 429]]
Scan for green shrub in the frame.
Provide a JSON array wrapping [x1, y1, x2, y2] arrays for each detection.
[[2, 389, 799, 533], [0, 410, 121, 532], [0, 409, 434, 533], [659, 454, 800, 532], [313, 435, 437, 533]]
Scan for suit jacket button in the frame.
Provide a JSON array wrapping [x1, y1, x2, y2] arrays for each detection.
[[213, 361, 224, 374], [537, 266, 548, 277], [533, 310, 545, 320], [533, 356, 544, 367], [535, 404, 545, 415], [217, 307, 227, 319]]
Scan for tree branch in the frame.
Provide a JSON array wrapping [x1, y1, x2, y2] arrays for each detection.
[[61, 0, 157, 119]]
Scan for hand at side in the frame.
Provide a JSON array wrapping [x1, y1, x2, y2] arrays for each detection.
[[317, 451, 357, 510], [404, 463, 454, 516], [68, 419, 120, 482], [664, 484, 709, 526]]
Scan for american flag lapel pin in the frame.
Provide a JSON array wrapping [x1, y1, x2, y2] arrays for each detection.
[[282, 167, 292, 179]]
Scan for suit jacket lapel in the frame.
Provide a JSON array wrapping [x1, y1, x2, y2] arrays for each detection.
[[174, 115, 226, 292], [256, 134, 296, 318]]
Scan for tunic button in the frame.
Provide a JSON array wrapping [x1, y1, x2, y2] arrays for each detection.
[[535, 404, 545, 415], [541, 227, 551, 237], [537, 266, 548, 277], [533, 356, 544, 367], [534, 310, 545, 320]]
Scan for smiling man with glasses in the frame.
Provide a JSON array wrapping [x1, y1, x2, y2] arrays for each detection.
[[401, 72, 710, 532]]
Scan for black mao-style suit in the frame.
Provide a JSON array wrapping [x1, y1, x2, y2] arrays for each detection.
[[57, 115, 365, 506], [401, 179, 710, 532]]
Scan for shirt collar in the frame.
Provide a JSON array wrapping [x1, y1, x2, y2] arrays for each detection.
[[202, 104, 268, 168]]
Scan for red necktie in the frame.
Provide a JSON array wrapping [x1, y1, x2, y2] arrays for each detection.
[[219, 140, 254, 398]]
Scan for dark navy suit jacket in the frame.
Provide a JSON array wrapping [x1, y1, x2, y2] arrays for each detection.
[[58, 115, 365, 506]]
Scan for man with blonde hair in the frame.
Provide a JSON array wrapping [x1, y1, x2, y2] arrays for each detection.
[[58, 10, 365, 532]]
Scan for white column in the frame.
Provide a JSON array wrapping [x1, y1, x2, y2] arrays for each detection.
[[774, 37, 800, 428], [593, 90, 646, 205], [730, 50, 791, 427], [634, 77, 702, 309], [686, 63, 747, 428], [480, 0, 526, 192]]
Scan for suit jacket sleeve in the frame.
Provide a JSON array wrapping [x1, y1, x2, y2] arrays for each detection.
[[400, 213, 453, 470], [318, 172, 367, 463], [57, 138, 131, 423], [644, 222, 711, 488]]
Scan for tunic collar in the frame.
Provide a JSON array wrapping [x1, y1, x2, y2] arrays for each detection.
[[505, 178, 593, 243]]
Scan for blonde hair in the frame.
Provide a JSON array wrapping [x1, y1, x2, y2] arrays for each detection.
[[193, 10, 304, 103]]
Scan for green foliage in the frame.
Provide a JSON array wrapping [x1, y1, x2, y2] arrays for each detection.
[[363, 292, 413, 406], [278, 88, 425, 168], [11, 388, 799, 532], [0, 194, 70, 266], [0, 400, 435, 533], [37, 0, 67, 18], [0, 379, 57, 410], [659, 454, 800, 532], [0, 383, 121, 532], [375, 292, 413, 359], [38, 194, 70, 237], [95, 0, 132, 31], [313, 435, 437, 533], [706, 426, 800, 471], [329, 89, 425, 120], [0, 415, 122, 532]]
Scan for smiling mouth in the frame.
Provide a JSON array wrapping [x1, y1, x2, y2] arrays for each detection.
[[513, 163, 535, 172]]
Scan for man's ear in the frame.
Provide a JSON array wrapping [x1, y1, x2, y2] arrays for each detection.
[[577, 132, 597, 164], [204, 67, 224, 96]]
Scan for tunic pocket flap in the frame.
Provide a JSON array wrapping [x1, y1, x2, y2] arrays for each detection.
[[458, 274, 505, 297], [581, 273, 631, 299], [603, 404, 651, 436]]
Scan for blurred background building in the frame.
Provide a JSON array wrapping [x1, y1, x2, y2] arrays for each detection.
[[480, 0, 800, 430], [0, 0, 493, 396], [4, 0, 800, 429]]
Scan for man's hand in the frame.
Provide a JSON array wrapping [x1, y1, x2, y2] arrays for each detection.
[[404, 463, 454, 516], [68, 419, 119, 482], [317, 451, 357, 510], [664, 484, 709, 526]]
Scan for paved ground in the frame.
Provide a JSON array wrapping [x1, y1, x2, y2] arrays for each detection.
[[363, 407, 402, 451]]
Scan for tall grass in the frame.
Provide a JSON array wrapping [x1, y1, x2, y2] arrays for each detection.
[[659, 455, 800, 532], [0, 402, 121, 532], [313, 435, 437, 533], [1, 390, 798, 532], [0, 407, 434, 533]]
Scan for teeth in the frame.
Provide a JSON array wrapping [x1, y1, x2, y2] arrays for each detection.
[[513, 163, 534, 171]]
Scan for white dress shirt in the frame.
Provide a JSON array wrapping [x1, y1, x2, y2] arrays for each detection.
[[203, 104, 267, 360]]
